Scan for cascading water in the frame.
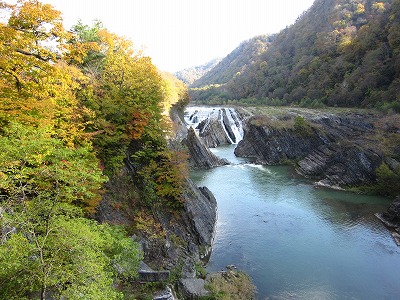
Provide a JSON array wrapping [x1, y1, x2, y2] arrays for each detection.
[[184, 106, 244, 144]]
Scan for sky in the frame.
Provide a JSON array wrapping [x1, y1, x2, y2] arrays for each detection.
[[42, 0, 315, 72]]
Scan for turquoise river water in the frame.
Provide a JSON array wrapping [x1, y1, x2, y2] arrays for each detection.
[[190, 144, 400, 300]]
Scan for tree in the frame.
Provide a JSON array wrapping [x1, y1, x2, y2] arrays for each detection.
[[0, 123, 107, 213], [0, 201, 141, 299]]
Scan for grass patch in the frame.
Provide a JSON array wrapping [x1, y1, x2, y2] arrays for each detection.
[[206, 269, 256, 300]]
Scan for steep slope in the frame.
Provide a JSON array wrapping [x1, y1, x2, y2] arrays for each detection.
[[174, 58, 221, 85], [191, 0, 400, 111], [189, 35, 275, 100]]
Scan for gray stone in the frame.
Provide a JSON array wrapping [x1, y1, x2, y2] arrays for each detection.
[[184, 127, 229, 169], [153, 286, 176, 300], [138, 262, 170, 282], [235, 111, 385, 189], [182, 180, 217, 258], [376, 197, 400, 246], [178, 278, 210, 299], [196, 110, 231, 148]]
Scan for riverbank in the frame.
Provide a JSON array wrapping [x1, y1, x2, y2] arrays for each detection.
[[191, 143, 400, 300], [233, 106, 400, 197]]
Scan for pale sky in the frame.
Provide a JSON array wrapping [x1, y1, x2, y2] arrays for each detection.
[[42, 0, 315, 72]]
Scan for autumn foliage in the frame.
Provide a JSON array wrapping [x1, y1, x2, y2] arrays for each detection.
[[0, 0, 188, 298]]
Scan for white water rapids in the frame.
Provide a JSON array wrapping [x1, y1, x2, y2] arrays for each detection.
[[184, 106, 244, 144]]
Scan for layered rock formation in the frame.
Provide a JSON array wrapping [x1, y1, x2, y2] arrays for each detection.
[[235, 108, 399, 190], [184, 127, 229, 169], [185, 107, 244, 148]]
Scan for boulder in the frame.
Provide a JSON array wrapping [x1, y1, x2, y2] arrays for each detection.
[[178, 278, 210, 299], [138, 262, 170, 282], [153, 286, 176, 300]]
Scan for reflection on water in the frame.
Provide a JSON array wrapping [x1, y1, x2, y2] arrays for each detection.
[[191, 145, 400, 300]]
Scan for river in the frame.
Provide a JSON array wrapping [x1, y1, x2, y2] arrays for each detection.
[[190, 144, 400, 300]]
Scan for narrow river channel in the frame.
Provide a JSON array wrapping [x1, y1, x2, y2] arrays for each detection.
[[190, 144, 400, 300]]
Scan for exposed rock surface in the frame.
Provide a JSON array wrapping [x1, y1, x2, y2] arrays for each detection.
[[184, 127, 229, 169], [234, 123, 324, 164], [183, 184, 217, 255], [235, 108, 399, 189], [186, 107, 244, 148], [153, 286, 176, 300], [376, 197, 400, 246], [138, 261, 170, 282], [178, 278, 210, 299], [96, 106, 219, 288], [196, 111, 231, 147]]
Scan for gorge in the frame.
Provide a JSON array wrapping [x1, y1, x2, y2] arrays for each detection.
[[185, 106, 400, 299]]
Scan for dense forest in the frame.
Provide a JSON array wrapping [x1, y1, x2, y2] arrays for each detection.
[[190, 0, 400, 111], [0, 1, 189, 299]]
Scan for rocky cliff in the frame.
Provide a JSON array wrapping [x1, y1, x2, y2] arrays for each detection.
[[184, 127, 229, 169], [235, 108, 400, 190], [96, 106, 220, 287]]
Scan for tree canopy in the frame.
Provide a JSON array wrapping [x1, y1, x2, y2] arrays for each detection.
[[0, 1, 188, 298], [190, 0, 400, 112]]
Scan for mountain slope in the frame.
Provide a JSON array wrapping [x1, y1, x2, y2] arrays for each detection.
[[191, 0, 400, 111], [174, 58, 221, 85], [191, 35, 275, 88]]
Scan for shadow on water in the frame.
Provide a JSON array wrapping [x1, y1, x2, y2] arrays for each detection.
[[191, 144, 400, 300]]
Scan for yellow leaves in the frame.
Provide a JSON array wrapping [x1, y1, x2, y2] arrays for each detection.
[[355, 3, 365, 15], [372, 2, 386, 13], [9, 0, 63, 38], [97, 29, 136, 57], [159, 71, 189, 114], [0, 0, 94, 145]]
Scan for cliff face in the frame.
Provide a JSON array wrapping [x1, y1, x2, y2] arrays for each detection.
[[184, 127, 229, 169], [96, 107, 220, 280], [235, 108, 399, 190], [234, 123, 324, 164]]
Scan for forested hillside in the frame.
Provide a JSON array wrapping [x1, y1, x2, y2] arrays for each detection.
[[191, 0, 400, 111], [174, 58, 221, 85], [0, 1, 188, 298]]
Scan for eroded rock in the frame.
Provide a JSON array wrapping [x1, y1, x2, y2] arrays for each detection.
[[178, 278, 210, 299], [184, 127, 229, 169], [376, 197, 400, 246], [235, 110, 389, 189]]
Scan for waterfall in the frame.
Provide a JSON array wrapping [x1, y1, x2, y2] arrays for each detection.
[[184, 107, 244, 144], [227, 108, 244, 143]]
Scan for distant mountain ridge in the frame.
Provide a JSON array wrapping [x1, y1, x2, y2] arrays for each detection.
[[191, 35, 275, 88], [190, 0, 400, 111], [174, 58, 221, 85]]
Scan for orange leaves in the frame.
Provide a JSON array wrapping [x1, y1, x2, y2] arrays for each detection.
[[0, 1, 96, 146], [126, 110, 150, 140]]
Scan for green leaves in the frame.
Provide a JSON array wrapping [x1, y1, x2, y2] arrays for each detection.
[[0, 122, 107, 212], [0, 3, 188, 298], [0, 201, 141, 299]]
